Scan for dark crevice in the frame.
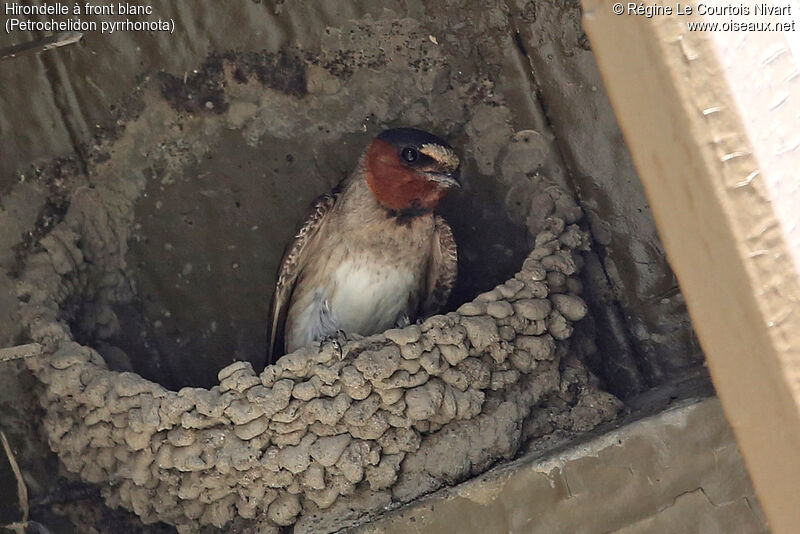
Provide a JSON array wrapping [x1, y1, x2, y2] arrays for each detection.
[[506, 14, 652, 399], [534, 87, 556, 133], [513, 31, 528, 58], [502, 9, 648, 398]]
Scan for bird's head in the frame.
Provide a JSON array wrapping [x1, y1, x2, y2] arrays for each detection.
[[364, 127, 461, 216]]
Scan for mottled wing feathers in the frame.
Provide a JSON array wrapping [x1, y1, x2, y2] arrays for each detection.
[[422, 215, 458, 316], [267, 193, 337, 364]]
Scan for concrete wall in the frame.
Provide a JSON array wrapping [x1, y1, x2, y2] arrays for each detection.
[[0, 0, 699, 394]]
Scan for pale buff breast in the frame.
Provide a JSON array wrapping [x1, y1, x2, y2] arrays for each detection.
[[284, 217, 434, 353], [328, 256, 420, 335]]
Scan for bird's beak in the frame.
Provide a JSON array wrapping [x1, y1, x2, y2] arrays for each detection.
[[424, 171, 461, 190]]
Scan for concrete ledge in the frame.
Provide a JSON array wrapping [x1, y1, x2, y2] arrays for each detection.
[[350, 395, 767, 534]]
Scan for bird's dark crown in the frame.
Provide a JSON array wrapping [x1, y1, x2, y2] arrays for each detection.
[[376, 128, 451, 150]]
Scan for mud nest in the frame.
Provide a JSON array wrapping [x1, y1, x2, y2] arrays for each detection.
[[14, 177, 621, 532]]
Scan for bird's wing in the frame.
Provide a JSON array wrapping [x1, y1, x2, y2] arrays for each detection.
[[421, 215, 458, 316], [267, 193, 337, 364]]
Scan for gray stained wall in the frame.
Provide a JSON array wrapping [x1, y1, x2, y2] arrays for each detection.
[[0, 0, 704, 531], [0, 1, 699, 392]]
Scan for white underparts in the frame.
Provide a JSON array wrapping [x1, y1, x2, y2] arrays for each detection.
[[286, 258, 417, 352]]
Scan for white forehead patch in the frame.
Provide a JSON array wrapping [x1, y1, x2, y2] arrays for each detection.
[[420, 143, 460, 169]]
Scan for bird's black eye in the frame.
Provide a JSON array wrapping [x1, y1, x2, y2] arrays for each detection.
[[400, 147, 419, 163]]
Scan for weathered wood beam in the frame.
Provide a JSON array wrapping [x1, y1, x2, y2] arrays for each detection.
[[581, 3, 800, 531]]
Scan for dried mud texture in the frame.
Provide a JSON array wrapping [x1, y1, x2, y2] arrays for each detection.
[[15, 173, 620, 531]]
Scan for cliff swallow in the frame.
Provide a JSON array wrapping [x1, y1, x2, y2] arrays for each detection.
[[267, 128, 460, 364]]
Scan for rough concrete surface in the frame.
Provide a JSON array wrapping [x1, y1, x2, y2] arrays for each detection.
[[0, 0, 698, 393], [0, 0, 721, 532], [351, 395, 768, 534]]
